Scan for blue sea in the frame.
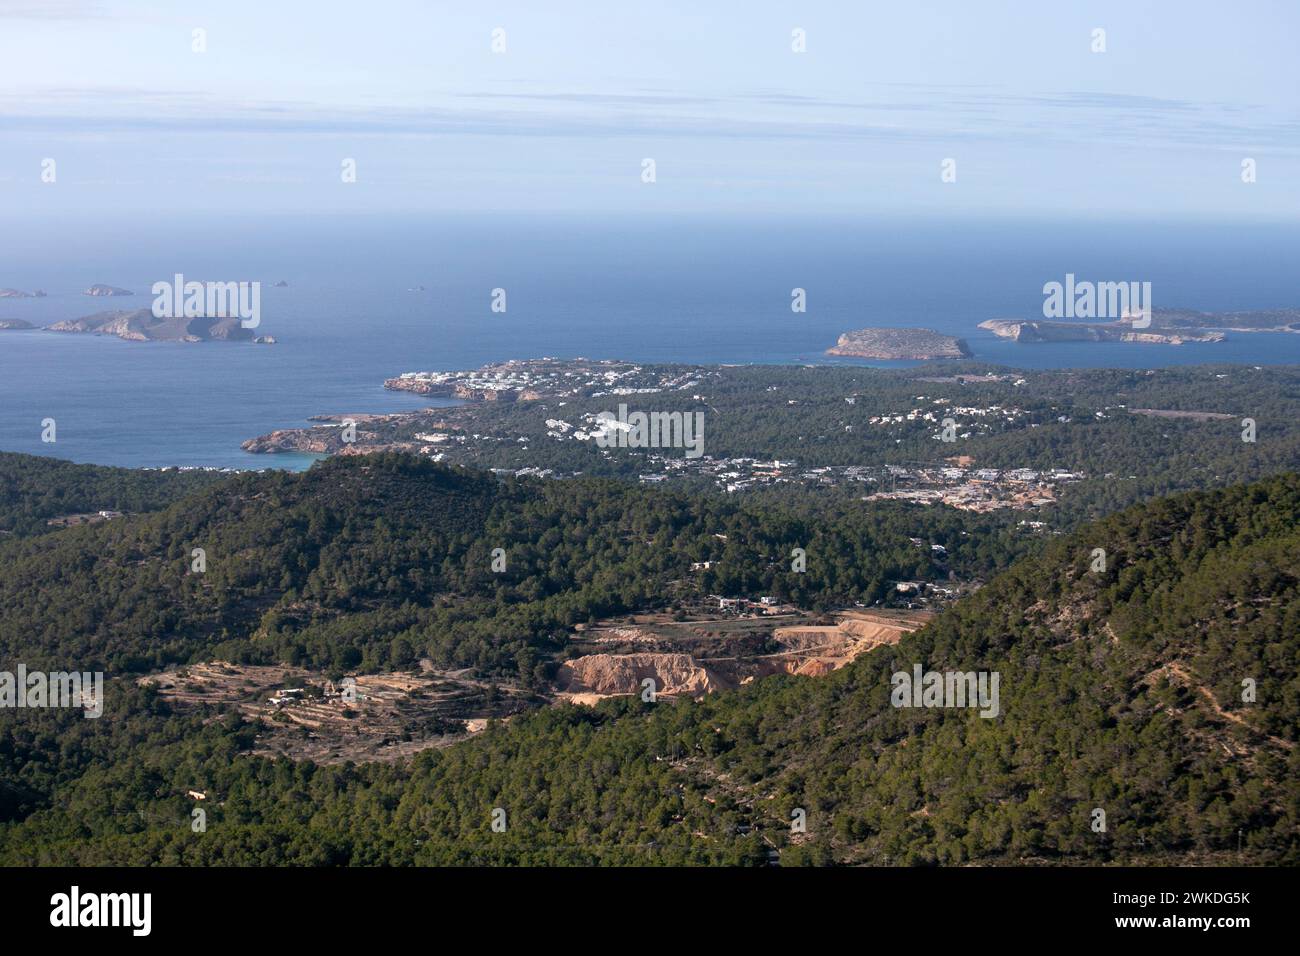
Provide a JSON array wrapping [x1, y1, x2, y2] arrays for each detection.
[[3, 215, 1299, 470]]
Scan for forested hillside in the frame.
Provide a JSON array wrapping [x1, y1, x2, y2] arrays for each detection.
[[0, 452, 225, 537], [0, 453, 1025, 678], [2, 472, 1296, 865]]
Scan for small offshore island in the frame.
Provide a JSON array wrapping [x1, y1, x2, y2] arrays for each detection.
[[979, 307, 1300, 346], [1, 281, 277, 344], [44, 309, 274, 344], [827, 327, 971, 360]]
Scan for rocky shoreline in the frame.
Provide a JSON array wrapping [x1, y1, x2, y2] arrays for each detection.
[[978, 307, 1300, 346], [244, 358, 699, 456], [51, 310, 275, 343], [978, 319, 1225, 345], [4, 309, 278, 344], [826, 327, 972, 360], [384, 377, 535, 402]]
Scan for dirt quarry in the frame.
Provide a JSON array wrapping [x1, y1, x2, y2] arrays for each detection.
[[557, 653, 729, 699], [773, 609, 929, 665], [558, 609, 930, 702], [140, 661, 534, 764], [140, 609, 933, 757]]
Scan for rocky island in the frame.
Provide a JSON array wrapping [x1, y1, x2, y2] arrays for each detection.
[[826, 327, 971, 360], [0, 288, 45, 298], [978, 308, 1300, 346], [83, 284, 133, 297], [978, 318, 1224, 345], [46, 309, 273, 344], [0, 319, 35, 330]]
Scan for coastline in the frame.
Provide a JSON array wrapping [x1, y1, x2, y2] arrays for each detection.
[[6, 316, 1300, 471]]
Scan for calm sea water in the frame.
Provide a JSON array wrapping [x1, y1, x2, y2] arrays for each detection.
[[2, 215, 1298, 470]]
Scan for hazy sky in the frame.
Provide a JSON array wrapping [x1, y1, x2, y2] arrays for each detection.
[[1, 0, 1297, 219]]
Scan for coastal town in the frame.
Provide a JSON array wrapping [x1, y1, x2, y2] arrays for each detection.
[[384, 357, 711, 402], [232, 357, 1100, 512]]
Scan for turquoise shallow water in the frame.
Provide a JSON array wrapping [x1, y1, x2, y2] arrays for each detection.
[[2, 215, 1298, 469]]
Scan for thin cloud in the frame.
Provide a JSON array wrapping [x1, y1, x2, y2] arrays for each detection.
[[2, 84, 1296, 152], [0, 0, 108, 19]]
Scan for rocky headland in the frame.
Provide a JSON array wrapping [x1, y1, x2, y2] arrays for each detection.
[[978, 319, 1225, 345]]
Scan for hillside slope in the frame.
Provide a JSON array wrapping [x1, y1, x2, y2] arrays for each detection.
[[0, 453, 1014, 677], [0, 452, 225, 538], [2, 474, 1295, 865]]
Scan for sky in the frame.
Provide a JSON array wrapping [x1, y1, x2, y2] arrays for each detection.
[[0, 0, 1297, 220]]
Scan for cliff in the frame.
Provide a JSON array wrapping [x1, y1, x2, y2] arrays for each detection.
[[384, 377, 519, 402], [556, 652, 729, 698], [978, 319, 1225, 345]]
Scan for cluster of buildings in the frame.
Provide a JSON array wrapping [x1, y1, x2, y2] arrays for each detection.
[[865, 399, 1029, 441], [712, 595, 791, 615], [390, 359, 707, 402], [622, 456, 1079, 512], [861, 464, 1081, 512]]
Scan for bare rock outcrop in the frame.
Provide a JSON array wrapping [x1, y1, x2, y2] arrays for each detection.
[[557, 652, 729, 698]]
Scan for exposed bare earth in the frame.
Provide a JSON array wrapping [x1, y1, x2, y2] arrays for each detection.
[[1141, 661, 1294, 753], [144, 609, 932, 761], [140, 661, 534, 764], [557, 653, 727, 698], [557, 609, 930, 702]]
